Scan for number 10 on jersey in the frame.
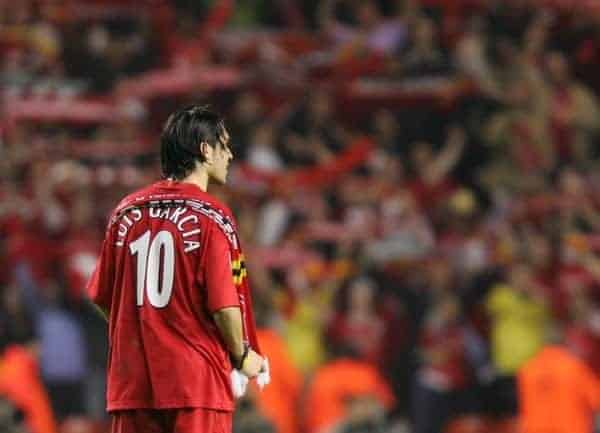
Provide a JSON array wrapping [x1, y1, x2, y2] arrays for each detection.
[[130, 230, 175, 307]]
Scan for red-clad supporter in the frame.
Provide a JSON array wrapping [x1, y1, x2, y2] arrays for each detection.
[[408, 127, 465, 213], [60, 193, 101, 301], [167, 0, 234, 68], [366, 189, 435, 264], [5, 226, 56, 288], [413, 294, 474, 433], [327, 277, 386, 366]]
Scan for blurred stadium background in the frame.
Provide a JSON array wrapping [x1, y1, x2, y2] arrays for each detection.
[[1, 0, 600, 432]]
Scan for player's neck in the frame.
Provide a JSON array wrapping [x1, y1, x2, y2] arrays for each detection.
[[181, 168, 209, 192]]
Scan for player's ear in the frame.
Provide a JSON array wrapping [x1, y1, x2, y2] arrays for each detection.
[[199, 141, 213, 165]]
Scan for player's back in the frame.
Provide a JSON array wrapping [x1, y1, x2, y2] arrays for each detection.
[[88, 180, 238, 412]]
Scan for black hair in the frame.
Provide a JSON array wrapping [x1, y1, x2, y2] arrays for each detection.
[[160, 105, 228, 180]]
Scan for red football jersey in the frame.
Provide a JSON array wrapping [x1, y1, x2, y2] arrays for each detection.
[[87, 180, 241, 412]]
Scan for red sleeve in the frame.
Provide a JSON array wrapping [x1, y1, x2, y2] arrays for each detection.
[[204, 223, 240, 313], [86, 236, 115, 310]]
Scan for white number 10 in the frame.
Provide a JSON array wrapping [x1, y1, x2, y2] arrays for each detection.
[[129, 230, 175, 308]]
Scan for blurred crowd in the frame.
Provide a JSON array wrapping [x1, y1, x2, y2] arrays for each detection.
[[1, 1, 600, 433]]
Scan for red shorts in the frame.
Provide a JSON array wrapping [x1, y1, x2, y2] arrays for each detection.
[[111, 408, 233, 433]]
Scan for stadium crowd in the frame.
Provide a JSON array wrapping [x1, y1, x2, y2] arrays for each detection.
[[1, 0, 600, 433]]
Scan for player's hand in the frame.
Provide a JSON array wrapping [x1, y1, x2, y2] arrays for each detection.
[[241, 349, 264, 378], [256, 357, 270, 390], [230, 369, 249, 398]]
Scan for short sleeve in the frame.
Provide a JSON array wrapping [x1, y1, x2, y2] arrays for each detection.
[[87, 237, 115, 310], [204, 223, 240, 313]]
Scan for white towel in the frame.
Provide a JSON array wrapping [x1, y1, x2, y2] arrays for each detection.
[[230, 357, 271, 398], [230, 368, 249, 398], [257, 357, 271, 389]]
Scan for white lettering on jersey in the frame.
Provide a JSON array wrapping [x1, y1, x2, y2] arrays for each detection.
[[168, 207, 187, 224], [183, 240, 201, 253], [149, 207, 162, 218], [177, 215, 198, 232], [117, 205, 202, 254], [131, 208, 143, 221]]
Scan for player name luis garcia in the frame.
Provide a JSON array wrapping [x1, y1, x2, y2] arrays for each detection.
[[115, 206, 201, 253]]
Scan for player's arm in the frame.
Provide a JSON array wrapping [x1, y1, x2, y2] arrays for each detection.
[[205, 223, 263, 377], [212, 307, 263, 377], [87, 236, 115, 322]]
